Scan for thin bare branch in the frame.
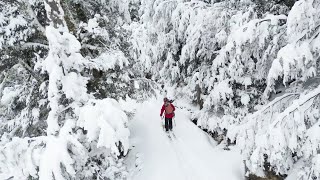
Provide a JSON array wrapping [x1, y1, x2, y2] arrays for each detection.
[[18, 60, 43, 82], [21, 43, 49, 49]]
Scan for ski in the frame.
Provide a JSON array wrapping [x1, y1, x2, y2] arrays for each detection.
[[170, 131, 176, 139], [166, 132, 172, 140]]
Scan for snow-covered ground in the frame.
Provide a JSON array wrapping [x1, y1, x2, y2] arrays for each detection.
[[126, 99, 245, 180]]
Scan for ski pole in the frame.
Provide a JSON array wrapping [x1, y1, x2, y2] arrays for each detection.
[[160, 117, 163, 130], [161, 116, 164, 130]]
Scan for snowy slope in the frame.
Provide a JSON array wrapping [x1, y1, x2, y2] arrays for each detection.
[[126, 99, 244, 180]]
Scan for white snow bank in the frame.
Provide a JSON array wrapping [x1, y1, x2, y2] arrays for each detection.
[[78, 98, 130, 156]]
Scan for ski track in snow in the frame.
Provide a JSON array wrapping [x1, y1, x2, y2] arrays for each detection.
[[127, 99, 244, 180]]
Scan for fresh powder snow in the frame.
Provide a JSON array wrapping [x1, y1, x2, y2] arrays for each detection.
[[126, 98, 245, 180]]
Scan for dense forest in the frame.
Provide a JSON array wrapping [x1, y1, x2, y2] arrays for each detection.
[[0, 0, 319, 179]]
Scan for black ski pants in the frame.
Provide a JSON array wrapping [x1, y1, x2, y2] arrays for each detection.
[[165, 117, 173, 131]]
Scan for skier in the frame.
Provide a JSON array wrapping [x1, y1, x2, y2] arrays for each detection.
[[160, 97, 175, 132]]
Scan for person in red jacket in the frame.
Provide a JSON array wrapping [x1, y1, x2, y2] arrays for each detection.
[[160, 97, 175, 132]]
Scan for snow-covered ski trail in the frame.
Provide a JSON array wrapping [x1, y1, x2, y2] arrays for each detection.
[[127, 99, 245, 180]]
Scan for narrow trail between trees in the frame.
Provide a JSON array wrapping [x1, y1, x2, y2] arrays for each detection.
[[126, 99, 245, 180]]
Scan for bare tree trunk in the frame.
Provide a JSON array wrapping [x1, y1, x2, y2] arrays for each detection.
[[195, 84, 203, 109], [44, 0, 67, 30], [317, 54, 320, 77]]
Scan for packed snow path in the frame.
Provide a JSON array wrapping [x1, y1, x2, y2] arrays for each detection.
[[127, 99, 245, 180]]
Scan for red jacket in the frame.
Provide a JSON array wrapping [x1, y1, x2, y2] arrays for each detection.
[[160, 103, 175, 118]]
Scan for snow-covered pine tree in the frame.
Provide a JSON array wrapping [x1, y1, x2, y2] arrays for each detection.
[[265, 0, 320, 95], [228, 0, 320, 178], [0, 0, 144, 179], [0, 0, 50, 144]]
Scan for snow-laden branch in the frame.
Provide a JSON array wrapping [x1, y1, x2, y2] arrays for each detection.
[[309, 23, 320, 43], [260, 93, 300, 116], [273, 88, 320, 127], [229, 85, 320, 178], [82, 44, 106, 50], [297, 23, 320, 43], [1, 42, 48, 50], [21, 42, 49, 49]]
